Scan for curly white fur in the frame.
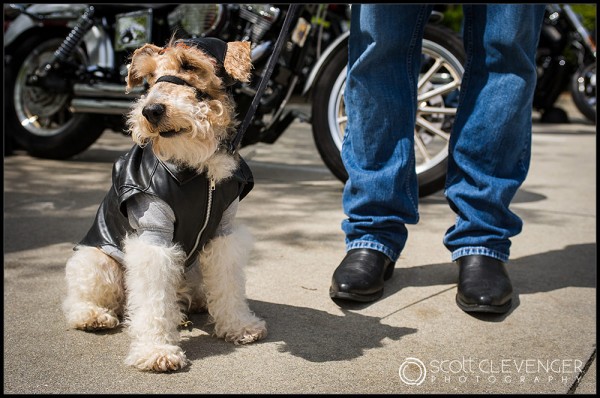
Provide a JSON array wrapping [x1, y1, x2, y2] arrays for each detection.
[[182, 261, 208, 313], [62, 229, 266, 372], [122, 236, 188, 371], [62, 247, 124, 330], [199, 224, 267, 344]]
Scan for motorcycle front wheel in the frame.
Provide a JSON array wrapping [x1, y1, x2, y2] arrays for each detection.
[[5, 35, 105, 159], [571, 62, 596, 123], [311, 24, 466, 197]]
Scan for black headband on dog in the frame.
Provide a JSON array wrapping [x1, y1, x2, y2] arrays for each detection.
[[173, 37, 236, 87], [155, 75, 212, 101]]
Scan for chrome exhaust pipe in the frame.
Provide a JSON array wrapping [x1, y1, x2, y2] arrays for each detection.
[[70, 98, 134, 114], [73, 82, 144, 98], [70, 83, 144, 114]]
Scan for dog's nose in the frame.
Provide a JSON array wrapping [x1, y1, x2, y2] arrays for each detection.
[[142, 103, 166, 125]]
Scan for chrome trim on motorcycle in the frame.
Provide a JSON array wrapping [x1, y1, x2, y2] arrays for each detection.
[[73, 83, 144, 99], [71, 83, 144, 114], [70, 99, 135, 115]]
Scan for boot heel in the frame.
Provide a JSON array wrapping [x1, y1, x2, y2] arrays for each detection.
[[383, 262, 395, 280]]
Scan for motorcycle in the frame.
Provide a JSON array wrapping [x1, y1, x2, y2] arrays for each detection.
[[306, 4, 597, 197], [4, 3, 469, 198], [534, 3, 596, 124], [3, 3, 349, 159]]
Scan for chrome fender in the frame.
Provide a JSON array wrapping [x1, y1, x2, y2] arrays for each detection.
[[302, 31, 349, 96], [4, 4, 114, 69]]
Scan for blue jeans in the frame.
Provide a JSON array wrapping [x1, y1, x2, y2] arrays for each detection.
[[341, 4, 545, 263]]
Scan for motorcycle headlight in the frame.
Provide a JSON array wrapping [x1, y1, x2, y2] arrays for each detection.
[[168, 4, 224, 37]]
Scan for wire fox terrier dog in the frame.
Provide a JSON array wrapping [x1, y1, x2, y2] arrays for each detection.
[[62, 37, 267, 372]]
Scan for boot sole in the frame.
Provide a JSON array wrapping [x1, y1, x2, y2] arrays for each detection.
[[329, 289, 384, 303], [455, 295, 512, 314]]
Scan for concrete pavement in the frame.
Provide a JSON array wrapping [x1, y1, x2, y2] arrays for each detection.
[[3, 93, 596, 394]]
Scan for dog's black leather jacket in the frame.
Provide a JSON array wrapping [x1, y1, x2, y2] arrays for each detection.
[[78, 143, 253, 268]]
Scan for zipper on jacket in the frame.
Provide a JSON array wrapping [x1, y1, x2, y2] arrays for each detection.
[[186, 177, 215, 263]]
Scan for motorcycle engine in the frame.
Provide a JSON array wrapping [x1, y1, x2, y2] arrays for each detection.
[[238, 4, 280, 43], [167, 4, 280, 44], [167, 4, 225, 37]]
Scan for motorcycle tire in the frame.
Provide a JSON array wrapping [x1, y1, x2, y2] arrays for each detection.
[[311, 24, 466, 197], [570, 62, 596, 123], [5, 35, 105, 160]]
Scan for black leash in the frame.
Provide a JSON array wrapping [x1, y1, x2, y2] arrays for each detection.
[[229, 4, 301, 154]]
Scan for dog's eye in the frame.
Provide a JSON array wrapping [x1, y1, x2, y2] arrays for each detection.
[[181, 62, 195, 72]]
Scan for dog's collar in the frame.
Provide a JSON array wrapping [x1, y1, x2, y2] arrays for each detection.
[[155, 75, 212, 101]]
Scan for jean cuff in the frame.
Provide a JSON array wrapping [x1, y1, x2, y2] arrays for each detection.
[[451, 247, 509, 263], [346, 240, 398, 262]]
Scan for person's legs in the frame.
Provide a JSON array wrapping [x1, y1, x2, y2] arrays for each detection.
[[342, 4, 433, 261], [445, 4, 545, 312], [331, 4, 433, 302]]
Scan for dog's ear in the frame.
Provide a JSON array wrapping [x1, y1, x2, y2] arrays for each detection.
[[224, 41, 252, 83], [126, 43, 163, 92]]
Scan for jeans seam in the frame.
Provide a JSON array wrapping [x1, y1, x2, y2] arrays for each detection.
[[346, 240, 397, 262], [452, 247, 509, 263]]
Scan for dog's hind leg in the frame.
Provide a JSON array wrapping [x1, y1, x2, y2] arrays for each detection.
[[62, 247, 124, 331], [183, 263, 208, 314], [122, 236, 189, 372], [200, 224, 267, 345]]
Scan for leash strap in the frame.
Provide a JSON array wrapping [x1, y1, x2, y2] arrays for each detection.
[[229, 4, 301, 153]]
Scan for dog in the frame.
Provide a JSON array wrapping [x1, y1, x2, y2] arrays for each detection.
[[62, 37, 267, 372]]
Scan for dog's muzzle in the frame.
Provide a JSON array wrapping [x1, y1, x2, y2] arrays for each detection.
[[144, 75, 213, 138], [142, 103, 166, 126], [140, 103, 180, 139]]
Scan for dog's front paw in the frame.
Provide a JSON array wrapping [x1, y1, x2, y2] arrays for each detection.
[[219, 319, 267, 345], [125, 343, 189, 372]]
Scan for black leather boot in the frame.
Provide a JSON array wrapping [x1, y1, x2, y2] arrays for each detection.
[[330, 248, 395, 303], [456, 255, 513, 314]]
